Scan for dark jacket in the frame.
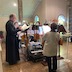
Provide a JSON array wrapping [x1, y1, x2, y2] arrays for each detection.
[[6, 20, 20, 64]]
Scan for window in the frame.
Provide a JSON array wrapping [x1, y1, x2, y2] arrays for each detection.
[[58, 15, 65, 25], [34, 15, 39, 23]]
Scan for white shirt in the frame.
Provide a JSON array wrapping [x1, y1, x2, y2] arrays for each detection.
[[42, 32, 59, 56]]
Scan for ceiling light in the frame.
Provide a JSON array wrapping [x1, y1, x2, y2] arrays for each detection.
[[13, 3, 17, 7], [18, 22, 21, 25], [23, 20, 26, 23]]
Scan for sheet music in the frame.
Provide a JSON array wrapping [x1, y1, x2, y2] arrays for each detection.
[[21, 24, 30, 31]]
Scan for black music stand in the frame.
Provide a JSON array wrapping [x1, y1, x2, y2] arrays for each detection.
[[57, 25, 66, 60]]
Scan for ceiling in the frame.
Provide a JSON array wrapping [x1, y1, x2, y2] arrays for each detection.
[[23, 0, 42, 18], [0, 0, 42, 18]]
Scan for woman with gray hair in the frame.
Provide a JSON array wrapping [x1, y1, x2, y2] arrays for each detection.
[[42, 23, 59, 72]]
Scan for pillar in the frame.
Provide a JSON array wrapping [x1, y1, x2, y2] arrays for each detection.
[[18, 0, 23, 22]]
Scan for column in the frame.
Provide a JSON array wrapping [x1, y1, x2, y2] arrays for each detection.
[[66, 4, 69, 32], [18, 0, 23, 22], [68, 0, 72, 32]]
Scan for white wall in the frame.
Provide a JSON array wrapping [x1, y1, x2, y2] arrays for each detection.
[[0, 17, 8, 31], [0, 17, 8, 40], [33, 0, 46, 24], [23, 17, 33, 23], [45, 0, 67, 22], [33, 0, 67, 24]]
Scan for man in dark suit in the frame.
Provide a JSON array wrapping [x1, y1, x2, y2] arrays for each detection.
[[5, 14, 21, 65]]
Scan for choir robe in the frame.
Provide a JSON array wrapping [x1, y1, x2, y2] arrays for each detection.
[[5, 20, 20, 65]]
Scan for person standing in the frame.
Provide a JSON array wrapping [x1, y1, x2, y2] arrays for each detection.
[[5, 14, 21, 65], [14, 21, 21, 49], [42, 23, 59, 72]]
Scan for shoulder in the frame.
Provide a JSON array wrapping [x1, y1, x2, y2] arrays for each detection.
[[43, 32, 50, 38], [7, 20, 13, 24], [48, 32, 54, 35], [45, 32, 50, 35], [55, 32, 60, 38], [56, 32, 59, 35], [50, 32, 59, 36], [6, 20, 13, 26]]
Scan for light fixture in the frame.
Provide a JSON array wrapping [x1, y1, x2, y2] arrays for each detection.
[[23, 20, 26, 23], [18, 22, 21, 25], [13, 3, 17, 7]]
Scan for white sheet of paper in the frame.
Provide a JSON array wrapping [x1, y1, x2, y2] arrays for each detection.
[[21, 24, 31, 31]]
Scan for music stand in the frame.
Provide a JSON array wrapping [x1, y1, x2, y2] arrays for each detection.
[[57, 25, 66, 60]]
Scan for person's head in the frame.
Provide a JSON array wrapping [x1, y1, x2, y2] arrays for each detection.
[[51, 23, 57, 32], [9, 14, 16, 22], [14, 22, 19, 28], [44, 23, 49, 25]]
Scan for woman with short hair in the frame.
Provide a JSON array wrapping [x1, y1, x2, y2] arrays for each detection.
[[42, 23, 59, 72]]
